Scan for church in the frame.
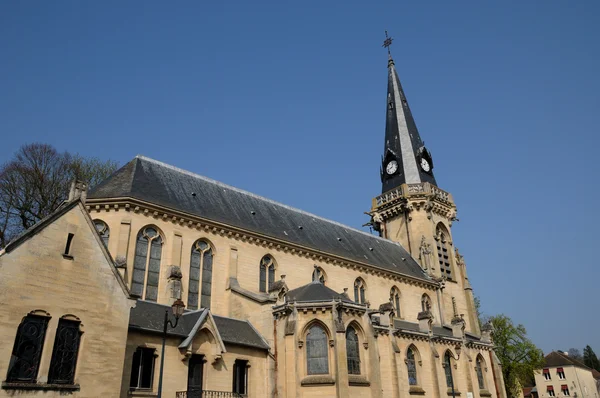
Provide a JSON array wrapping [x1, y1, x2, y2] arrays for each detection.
[[0, 45, 507, 398]]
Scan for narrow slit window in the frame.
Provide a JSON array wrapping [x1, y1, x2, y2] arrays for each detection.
[[130, 347, 156, 390], [232, 359, 249, 395], [64, 233, 74, 256]]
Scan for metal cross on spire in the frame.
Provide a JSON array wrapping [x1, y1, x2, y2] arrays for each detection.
[[382, 30, 393, 55]]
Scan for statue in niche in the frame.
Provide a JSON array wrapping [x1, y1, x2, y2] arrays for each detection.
[[418, 235, 433, 272]]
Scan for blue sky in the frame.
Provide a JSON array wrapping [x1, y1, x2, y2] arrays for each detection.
[[1, 1, 598, 354]]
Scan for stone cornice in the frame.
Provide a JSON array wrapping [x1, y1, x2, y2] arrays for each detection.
[[86, 197, 439, 290]]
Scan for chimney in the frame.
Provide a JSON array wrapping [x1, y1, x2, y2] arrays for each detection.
[[68, 180, 88, 203]]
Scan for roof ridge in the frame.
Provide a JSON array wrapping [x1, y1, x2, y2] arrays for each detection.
[[134, 155, 411, 249]]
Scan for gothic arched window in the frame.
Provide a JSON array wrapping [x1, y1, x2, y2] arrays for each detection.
[[306, 324, 329, 375], [189, 240, 214, 310], [354, 278, 366, 304], [391, 286, 401, 317], [476, 356, 486, 389], [436, 225, 453, 280], [94, 220, 109, 248], [444, 351, 455, 389], [132, 226, 163, 301], [6, 314, 50, 383], [421, 294, 432, 313], [407, 346, 418, 386], [259, 255, 275, 292], [346, 326, 360, 375], [312, 267, 326, 284]]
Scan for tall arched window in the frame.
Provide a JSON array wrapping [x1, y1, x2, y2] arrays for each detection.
[[259, 255, 276, 292], [475, 356, 486, 389], [354, 278, 366, 304], [406, 346, 418, 386], [132, 226, 163, 301], [444, 351, 455, 389], [94, 220, 109, 248], [436, 225, 453, 280], [306, 324, 329, 375], [346, 326, 360, 375], [189, 240, 213, 310], [312, 267, 326, 284], [421, 294, 432, 313], [391, 286, 401, 317]]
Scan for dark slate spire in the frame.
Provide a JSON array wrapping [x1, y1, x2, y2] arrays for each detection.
[[380, 38, 437, 193]]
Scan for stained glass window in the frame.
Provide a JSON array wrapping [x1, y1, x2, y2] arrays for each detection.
[[391, 287, 401, 317], [306, 325, 328, 375], [94, 220, 110, 248], [132, 227, 163, 301], [476, 357, 485, 389], [444, 351, 454, 388], [259, 255, 275, 292], [346, 327, 360, 375], [407, 347, 418, 386], [6, 314, 49, 382], [48, 319, 81, 384], [189, 240, 213, 310], [354, 278, 366, 304]]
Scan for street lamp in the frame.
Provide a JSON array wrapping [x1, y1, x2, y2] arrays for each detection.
[[157, 299, 185, 398]]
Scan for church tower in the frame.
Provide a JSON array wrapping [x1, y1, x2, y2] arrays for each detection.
[[369, 33, 480, 334]]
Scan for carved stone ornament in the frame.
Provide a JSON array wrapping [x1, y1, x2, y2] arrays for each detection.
[[115, 255, 127, 268], [363, 342, 369, 350], [329, 339, 335, 347], [298, 340, 304, 349], [418, 235, 433, 271], [168, 265, 183, 280]]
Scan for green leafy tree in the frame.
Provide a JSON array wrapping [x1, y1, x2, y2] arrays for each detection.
[[490, 314, 544, 398], [0, 143, 118, 247], [583, 345, 600, 371]]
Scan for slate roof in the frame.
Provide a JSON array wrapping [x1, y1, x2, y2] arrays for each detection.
[[543, 351, 591, 370], [89, 156, 431, 283], [129, 300, 269, 351], [285, 281, 354, 303], [213, 316, 270, 350]]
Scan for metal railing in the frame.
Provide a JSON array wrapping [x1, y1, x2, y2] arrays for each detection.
[[176, 390, 244, 398]]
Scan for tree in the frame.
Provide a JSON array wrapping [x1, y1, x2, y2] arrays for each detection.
[[0, 143, 118, 248], [490, 314, 545, 398], [583, 345, 600, 371], [568, 348, 583, 361]]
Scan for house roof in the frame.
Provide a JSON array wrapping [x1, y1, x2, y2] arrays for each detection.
[[592, 369, 600, 380], [285, 280, 354, 303], [88, 156, 432, 283], [129, 300, 269, 351], [543, 351, 591, 370]]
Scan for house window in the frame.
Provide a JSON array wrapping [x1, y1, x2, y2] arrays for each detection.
[[259, 255, 275, 292], [407, 347, 418, 386], [544, 368, 551, 380], [391, 286, 401, 317], [132, 227, 163, 301], [561, 385, 569, 396], [94, 220, 110, 248], [6, 314, 50, 383], [354, 278, 366, 304], [557, 368, 565, 380], [346, 326, 360, 375], [547, 386, 555, 397], [130, 347, 156, 390], [444, 351, 455, 389], [306, 324, 329, 375], [475, 356, 486, 390], [189, 240, 213, 310], [436, 225, 453, 280], [48, 319, 82, 384], [312, 267, 326, 284], [232, 359, 248, 395]]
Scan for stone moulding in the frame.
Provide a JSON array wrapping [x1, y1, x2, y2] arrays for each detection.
[[86, 197, 439, 290]]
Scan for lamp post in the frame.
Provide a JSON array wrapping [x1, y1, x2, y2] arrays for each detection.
[[157, 299, 185, 398]]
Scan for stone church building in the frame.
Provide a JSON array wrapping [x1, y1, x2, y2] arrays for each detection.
[[0, 51, 507, 398]]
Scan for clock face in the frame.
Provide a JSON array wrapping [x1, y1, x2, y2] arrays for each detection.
[[386, 160, 398, 175], [420, 158, 431, 172]]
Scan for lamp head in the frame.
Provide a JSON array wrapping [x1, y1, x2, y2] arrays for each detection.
[[171, 299, 185, 319]]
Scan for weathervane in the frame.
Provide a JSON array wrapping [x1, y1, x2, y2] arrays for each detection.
[[382, 30, 393, 55]]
